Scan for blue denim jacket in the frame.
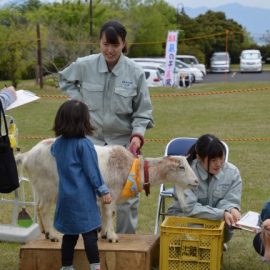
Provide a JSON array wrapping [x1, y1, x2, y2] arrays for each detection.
[[51, 137, 109, 234]]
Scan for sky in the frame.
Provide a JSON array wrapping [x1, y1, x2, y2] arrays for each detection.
[[0, 0, 269, 9], [166, 0, 270, 9], [0, 0, 269, 11]]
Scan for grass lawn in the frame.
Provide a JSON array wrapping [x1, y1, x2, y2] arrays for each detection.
[[1, 79, 270, 269]]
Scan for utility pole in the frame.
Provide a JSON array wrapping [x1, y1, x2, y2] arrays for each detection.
[[90, 0, 93, 53], [85, 0, 93, 54], [225, 30, 229, 52], [36, 23, 43, 89], [176, 3, 184, 25], [224, 30, 229, 82]]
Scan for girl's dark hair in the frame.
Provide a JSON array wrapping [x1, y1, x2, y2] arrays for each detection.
[[187, 134, 226, 165], [53, 100, 95, 138], [100, 20, 127, 53]]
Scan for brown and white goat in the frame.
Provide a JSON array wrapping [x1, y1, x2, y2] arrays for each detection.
[[15, 138, 198, 243]]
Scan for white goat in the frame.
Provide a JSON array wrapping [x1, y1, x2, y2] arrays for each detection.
[[15, 138, 198, 243]]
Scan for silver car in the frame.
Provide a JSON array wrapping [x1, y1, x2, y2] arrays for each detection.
[[210, 52, 230, 73]]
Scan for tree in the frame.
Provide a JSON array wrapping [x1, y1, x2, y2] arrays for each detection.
[[261, 30, 270, 45], [18, 0, 42, 12], [28, 0, 108, 70], [0, 0, 267, 82], [259, 31, 270, 63], [0, 8, 36, 85], [176, 10, 248, 65], [127, 1, 176, 56]]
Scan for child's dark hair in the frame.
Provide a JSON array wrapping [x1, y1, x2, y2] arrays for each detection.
[[100, 20, 127, 53], [53, 100, 95, 138], [187, 134, 226, 165]]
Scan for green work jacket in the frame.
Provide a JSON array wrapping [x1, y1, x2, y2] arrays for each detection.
[[168, 159, 242, 220], [59, 53, 154, 146]]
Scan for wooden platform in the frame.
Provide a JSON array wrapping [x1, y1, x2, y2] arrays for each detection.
[[19, 234, 160, 270]]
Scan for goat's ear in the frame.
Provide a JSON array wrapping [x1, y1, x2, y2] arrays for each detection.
[[164, 156, 178, 170], [177, 159, 185, 170]]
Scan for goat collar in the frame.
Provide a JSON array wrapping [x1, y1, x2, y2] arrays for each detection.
[[143, 160, 150, 196]]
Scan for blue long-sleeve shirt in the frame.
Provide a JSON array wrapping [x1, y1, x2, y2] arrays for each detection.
[[51, 136, 109, 234], [0, 88, 16, 110]]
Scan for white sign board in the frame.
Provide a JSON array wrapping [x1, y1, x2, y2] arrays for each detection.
[[164, 31, 178, 87]]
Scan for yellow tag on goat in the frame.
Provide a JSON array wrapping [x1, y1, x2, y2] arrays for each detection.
[[121, 159, 142, 198]]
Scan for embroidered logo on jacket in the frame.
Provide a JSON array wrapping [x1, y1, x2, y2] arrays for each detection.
[[121, 80, 133, 88]]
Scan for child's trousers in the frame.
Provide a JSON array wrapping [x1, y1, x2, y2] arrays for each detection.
[[61, 230, 99, 267]]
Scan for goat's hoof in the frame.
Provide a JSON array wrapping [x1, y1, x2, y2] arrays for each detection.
[[45, 232, 50, 239], [50, 237, 59, 242], [107, 238, 118, 243], [45, 232, 59, 242], [108, 238, 119, 243], [100, 233, 107, 239]]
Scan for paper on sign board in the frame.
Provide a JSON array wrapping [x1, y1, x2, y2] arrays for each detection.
[[6, 90, 40, 110]]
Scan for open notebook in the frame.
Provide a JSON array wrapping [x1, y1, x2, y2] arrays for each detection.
[[233, 211, 260, 232], [6, 90, 40, 110]]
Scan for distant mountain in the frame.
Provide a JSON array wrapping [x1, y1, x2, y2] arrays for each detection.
[[0, 0, 24, 7], [0, 0, 55, 8], [183, 3, 270, 45]]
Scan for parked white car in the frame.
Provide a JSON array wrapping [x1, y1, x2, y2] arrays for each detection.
[[132, 58, 203, 83], [210, 52, 230, 73], [175, 59, 203, 82], [143, 68, 163, 87], [137, 63, 192, 88], [176, 55, 206, 76], [240, 49, 262, 73], [136, 62, 180, 86]]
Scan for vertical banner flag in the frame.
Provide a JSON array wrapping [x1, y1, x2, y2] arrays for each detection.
[[164, 31, 179, 87]]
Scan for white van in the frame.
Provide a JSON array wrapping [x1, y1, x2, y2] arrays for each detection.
[[240, 49, 262, 73], [210, 52, 230, 73]]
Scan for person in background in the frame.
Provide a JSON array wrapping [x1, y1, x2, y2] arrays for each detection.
[[253, 201, 270, 263], [51, 100, 112, 270], [0, 86, 17, 110], [58, 20, 154, 234], [167, 134, 242, 248]]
